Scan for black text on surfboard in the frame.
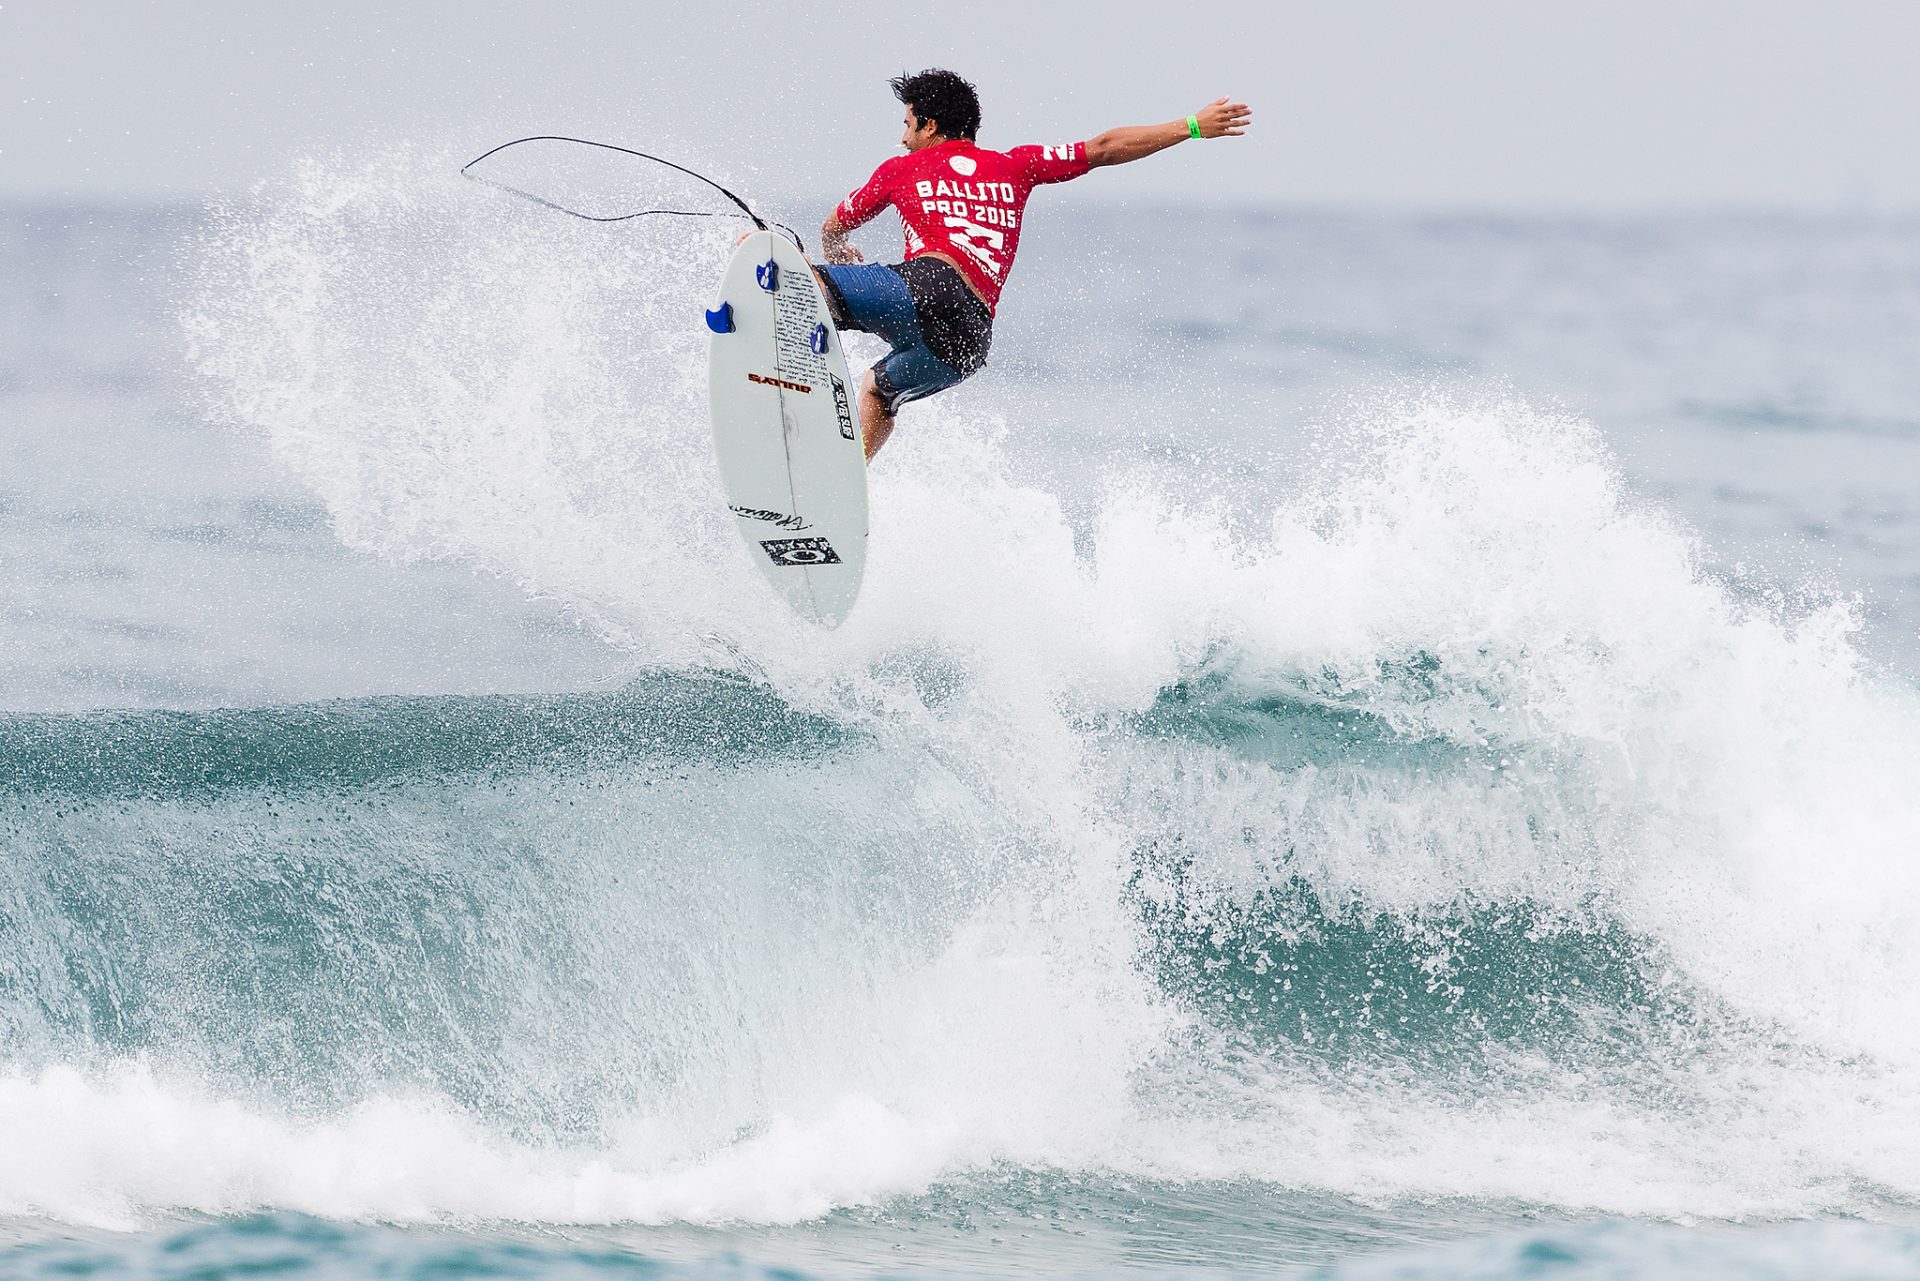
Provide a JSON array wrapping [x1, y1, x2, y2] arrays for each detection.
[[730, 505, 811, 531], [830, 374, 856, 442]]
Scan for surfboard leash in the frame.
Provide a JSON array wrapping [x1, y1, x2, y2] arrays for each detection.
[[460, 136, 806, 251]]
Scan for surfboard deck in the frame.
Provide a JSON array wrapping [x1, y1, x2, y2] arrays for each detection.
[[706, 231, 868, 627]]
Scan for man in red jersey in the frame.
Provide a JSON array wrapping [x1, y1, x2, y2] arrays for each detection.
[[815, 69, 1251, 457]]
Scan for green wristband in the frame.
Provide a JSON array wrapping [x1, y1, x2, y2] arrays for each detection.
[[1186, 114, 1203, 140]]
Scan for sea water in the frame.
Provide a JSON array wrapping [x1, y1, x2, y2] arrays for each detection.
[[3, 156, 1919, 1279]]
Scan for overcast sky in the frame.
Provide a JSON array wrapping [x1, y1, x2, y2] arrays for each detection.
[[5, 0, 1918, 212]]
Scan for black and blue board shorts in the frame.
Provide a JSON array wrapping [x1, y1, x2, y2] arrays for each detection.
[[815, 259, 993, 414]]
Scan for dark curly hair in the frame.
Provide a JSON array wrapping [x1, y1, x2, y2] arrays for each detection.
[[889, 68, 981, 141]]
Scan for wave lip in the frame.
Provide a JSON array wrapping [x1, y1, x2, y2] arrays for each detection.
[[0, 672, 844, 799]]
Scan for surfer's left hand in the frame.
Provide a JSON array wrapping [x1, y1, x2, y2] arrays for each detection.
[[1193, 98, 1253, 139]]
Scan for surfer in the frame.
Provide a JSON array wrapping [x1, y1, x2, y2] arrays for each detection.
[[815, 69, 1252, 457]]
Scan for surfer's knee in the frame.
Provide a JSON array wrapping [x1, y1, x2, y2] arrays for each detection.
[[859, 370, 893, 423], [869, 363, 917, 418]]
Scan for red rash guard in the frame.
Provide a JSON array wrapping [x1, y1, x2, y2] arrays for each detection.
[[833, 138, 1091, 313]]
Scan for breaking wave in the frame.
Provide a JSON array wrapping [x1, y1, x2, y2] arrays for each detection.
[[6, 154, 1919, 1236]]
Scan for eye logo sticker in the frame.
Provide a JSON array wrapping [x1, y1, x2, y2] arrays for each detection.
[[948, 154, 978, 177], [761, 537, 842, 567]]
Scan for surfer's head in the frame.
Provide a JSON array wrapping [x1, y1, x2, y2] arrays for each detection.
[[890, 69, 980, 149]]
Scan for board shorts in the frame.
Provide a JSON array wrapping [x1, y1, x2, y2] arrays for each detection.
[[815, 259, 993, 414]]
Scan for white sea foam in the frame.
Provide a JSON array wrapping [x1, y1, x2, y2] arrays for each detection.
[[72, 152, 1920, 1231]]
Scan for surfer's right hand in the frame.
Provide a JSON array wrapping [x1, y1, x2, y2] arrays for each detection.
[[818, 211, 865, 264]]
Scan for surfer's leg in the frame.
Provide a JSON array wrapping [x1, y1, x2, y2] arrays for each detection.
[[820, 264, 972, 458], [859, 370, 895, 458], [863, 347, 970, 458]]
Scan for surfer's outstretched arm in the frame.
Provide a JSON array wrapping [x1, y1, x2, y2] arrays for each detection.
[[1086, 98, 1251, 168]]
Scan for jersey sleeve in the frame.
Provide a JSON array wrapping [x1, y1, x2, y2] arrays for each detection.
[[1008, 142, 1092, 187], [833, 157, 900, 230]]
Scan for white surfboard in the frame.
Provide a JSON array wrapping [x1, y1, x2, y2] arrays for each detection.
[[706, 230, 868, 627]]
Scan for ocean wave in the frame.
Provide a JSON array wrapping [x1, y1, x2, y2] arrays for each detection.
[[0, 671, 842, 799], [5, 154, 1913, 1230]]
